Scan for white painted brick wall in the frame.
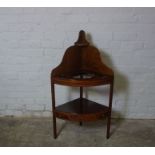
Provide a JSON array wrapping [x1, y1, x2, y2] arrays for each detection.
[[0, 8, 155, 119]]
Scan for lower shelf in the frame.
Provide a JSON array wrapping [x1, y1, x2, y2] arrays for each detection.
[[54, 98, 109, 122]]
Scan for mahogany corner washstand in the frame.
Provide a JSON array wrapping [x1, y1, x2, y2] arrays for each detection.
[[51, 30, 114, 139]]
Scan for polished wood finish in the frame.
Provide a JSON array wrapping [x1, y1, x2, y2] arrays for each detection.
[[55, 98, 109, 122], [51, 30, 114, 139], [51, 31, 113, 79], [52, 75, 113, 87]]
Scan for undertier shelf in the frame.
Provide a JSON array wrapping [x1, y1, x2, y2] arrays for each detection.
[[54, 98, 110, 122]]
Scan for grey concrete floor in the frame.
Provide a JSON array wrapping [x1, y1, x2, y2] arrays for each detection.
[[0, 117, 154, 147]]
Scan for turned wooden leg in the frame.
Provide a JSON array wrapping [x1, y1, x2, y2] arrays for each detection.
[[106, 114, 111, 139], [53, 113, 57, 139], [51, 82, 57, 139], [79, 86, 83, 126], [106, 81, 114, 139]]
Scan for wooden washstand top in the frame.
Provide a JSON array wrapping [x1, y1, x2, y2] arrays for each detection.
[[51, 30, 114, 87]]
